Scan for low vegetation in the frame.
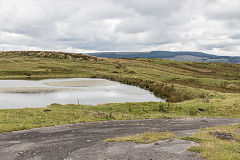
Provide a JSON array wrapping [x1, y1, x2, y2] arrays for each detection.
[[0, 51, 240, 159], [1, 94, 240, 133], [106, 131, 176, 144], [182, 125, 240, 160], [1, 51, 240, 103], [0, 51, 239, 132]]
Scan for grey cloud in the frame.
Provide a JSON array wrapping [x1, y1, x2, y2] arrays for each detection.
[[205, 0, 240, 20], [0, 0, 239, 55], [230, 34, 240, 39]]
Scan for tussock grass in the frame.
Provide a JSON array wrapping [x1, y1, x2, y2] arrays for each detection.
[[0, 51, 240, 103], [0, 51, 240, 133], [184, 125, 240, 160], [1, 94, 240, 133], [0, 51, 240, 159], [106, 131, 176, 144]]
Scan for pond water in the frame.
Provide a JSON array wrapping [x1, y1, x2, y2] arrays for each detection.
[[0, 78, 164, 109]]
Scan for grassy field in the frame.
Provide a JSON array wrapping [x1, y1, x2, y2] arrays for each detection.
[[182, 125, 240, 160], [0, 51, 240, 160], [1, 97, 240, 133], [0, 51, 239, 131], [1, 51, 240, 101]]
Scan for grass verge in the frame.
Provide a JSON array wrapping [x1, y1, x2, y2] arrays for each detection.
[[181, 125, 240, 160], [105, 131, 176, 144], [1, 93, 240, 133]]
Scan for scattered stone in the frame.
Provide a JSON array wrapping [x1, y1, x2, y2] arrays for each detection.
[[88, 111, 96, 115], [17, 152, 24, 155], [43, 109, 52, 112], [198, 108, 205, 111], [210, 131, 233, 140], [97, 112, 106, 117]]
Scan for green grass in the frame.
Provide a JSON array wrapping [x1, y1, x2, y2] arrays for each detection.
[[183, 125, 240, 160], [0, 51, 240, 134], [0, 51, 240, 159], [1, 51, 240, 96], [105, 131, 176, 144], [0, 102, 179, 133], [1, 96, 240, 133]]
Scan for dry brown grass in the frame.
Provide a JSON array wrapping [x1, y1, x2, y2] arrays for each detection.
[[106, 131, 176, 144]]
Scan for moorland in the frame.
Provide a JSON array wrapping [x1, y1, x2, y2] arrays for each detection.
[[0, 51, 240, 160]]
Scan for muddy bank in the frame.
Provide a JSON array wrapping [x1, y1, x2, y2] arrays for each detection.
[[0, 79, 116, 93], [45, 79, 116, 87], [0, 87, 73, 94]]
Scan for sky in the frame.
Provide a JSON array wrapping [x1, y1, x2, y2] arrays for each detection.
[[0, 0, 240, 56]]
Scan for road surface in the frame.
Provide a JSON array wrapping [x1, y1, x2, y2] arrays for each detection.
[[1, 118, 240, 160]]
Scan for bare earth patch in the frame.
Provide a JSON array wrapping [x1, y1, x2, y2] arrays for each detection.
[[0, 87, 71, 94], [106, 131, 176, 143], [45, 79, 116, 87]]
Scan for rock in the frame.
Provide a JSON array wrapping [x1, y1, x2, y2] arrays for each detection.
[[43, 109, 52, 112], [88, 111, 96, 115], [211, 131, 233, 140], [198, 108, 205, 111], [97, 112, 106, 117]]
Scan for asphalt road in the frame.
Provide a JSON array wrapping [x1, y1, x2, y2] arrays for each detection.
[[1, 118, 240, 160]]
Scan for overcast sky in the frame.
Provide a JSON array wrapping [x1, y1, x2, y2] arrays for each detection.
[[0, 0, 240, 56]]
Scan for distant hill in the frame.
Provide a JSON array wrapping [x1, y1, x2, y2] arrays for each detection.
[[87, 51, 240, 63]]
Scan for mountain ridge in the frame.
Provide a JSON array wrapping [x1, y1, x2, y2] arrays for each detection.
[[87, 51, 240, 63]]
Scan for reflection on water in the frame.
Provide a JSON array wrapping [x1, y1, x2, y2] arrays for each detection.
[[0, 78, 164, 109]]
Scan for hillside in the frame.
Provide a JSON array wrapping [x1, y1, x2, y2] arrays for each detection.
[[88, 51, 240, 63], [1, 51, 240, 135], [1, 51, 240, 102]]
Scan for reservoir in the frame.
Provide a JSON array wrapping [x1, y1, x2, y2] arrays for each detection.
[[0, 78, 164, 109]]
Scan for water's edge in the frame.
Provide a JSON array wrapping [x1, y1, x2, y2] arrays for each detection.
[[0, 78, 164, 109]]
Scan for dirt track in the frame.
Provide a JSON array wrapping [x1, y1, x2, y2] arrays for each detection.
[[1, 118, 240, 160]]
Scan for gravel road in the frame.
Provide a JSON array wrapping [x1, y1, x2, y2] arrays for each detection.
[[1, 118, 240, 160]]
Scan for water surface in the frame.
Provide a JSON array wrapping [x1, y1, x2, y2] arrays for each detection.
[[0, 78, 164, 109]]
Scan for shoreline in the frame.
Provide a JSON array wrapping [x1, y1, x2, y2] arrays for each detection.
[[0, 87, 72, 94]]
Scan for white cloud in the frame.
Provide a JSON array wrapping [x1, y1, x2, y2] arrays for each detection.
[[0, 0, 239, 56]]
